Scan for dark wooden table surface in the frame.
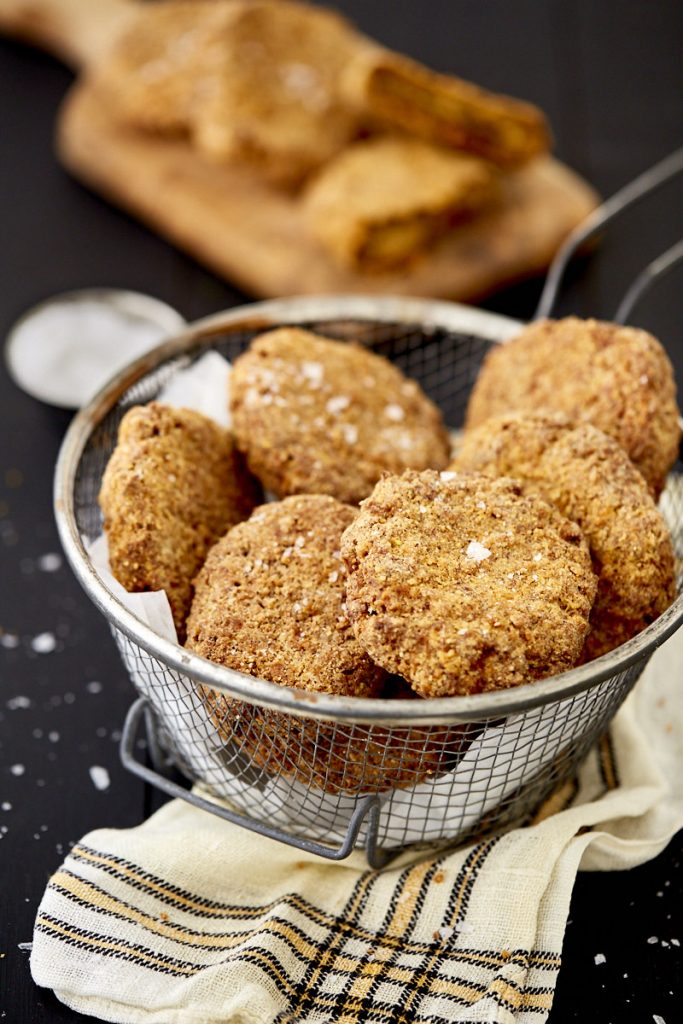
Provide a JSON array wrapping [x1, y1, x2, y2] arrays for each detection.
[[1, 2, 682, 1021]]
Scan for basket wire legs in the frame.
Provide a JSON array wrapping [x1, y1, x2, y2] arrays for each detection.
[[120, 698, 390, 868]]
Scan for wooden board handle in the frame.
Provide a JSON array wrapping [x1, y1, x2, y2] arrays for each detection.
[[0, 0, 136, 68]]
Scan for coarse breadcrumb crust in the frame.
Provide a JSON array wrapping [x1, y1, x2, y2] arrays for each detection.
[[96, 0, 361, 187], [453, 413, 676, 660], [465, 317, 681, 497], [340, 46, 551, 168], [186, 494, 384, 695], [99, 402, 260, 639], [186, 493, 452, 793], [230, 327, 451, 504], [341, 469, 598, 697], [303, 137, 499, 272]]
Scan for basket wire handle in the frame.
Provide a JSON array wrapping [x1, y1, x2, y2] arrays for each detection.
[[534, 146, 683, 321], [614, 238, 683, 325], [120, 697, 390, 869]]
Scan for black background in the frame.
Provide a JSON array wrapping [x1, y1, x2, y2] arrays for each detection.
[[1, 1, 682, 1021]]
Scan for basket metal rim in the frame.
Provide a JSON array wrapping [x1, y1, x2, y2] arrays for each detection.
[[54, 294, 683, 725]]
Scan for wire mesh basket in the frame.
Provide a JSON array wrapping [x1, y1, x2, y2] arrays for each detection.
[[54, 295, 683, 866]]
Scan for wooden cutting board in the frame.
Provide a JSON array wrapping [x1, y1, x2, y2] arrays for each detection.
[[0, 0, 600, 301]]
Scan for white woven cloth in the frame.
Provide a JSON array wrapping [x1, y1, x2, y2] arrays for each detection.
[[31, 628, 683, 1024]]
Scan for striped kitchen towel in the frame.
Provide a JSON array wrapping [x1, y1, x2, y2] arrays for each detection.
[[31, 627, 683, 1024]]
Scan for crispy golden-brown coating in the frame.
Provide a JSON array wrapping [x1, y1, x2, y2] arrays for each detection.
[[186, 495, 384, 695], [192, 1, 361, 185], [453, 413, 676, 660], [95, 0, 552, 187], [187, 494, 451, 793], [341, 46, 551, 168], [466, 317, 681, 497], [97, 0, 361, 186], [341, 470, 597, 697], [93, 1, 226, 135], [99, 402, 260, 639], [303, 136, 499, 272], [230, 328, 451, 503]]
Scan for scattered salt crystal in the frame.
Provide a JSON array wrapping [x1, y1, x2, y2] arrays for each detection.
[[419, 505, 428, 513], [465, 541, 492, 563], [395, 434, 415, 450], [282, 547, 293, 559], [326, 395, 350, 414], [640, 374, 650, 385], [653, 1016, 666, 1024], [301, 361, 324, 386], [17, 942, 32, 952], [671, 938, 680, 947], [458, 628, 468, 636], [295, 536, 305, 548], [532, 553, 543, 563], [6, 696, 31, 710], [48, 731, 60, 743], [89, 766, 110, 792], [647, 936, 659, 944], [476, 501, 486, 510], [31, 632, 56, 654], [384, 404, 405, 422], [1, 802, 11, 811], [0, 633, 19, 649], [437, 926, 455, 941], [594, 953, 606, 965], [328, 570, 339, 584], [10, 764, 25, 776], [507, 572, 515, 580], [531, 573, 539, 582], [440, 471, 457, 481], [38, 553, 62, 572], [86, 681, 103, 694], [342, 424, 358, 445]]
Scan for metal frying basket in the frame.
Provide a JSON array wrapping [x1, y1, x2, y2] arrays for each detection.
[[54, 294, 683, 867]]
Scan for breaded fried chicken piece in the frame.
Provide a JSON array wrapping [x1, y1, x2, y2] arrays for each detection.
[[96, 0, 361, 186], [341, 45, 551, 168], [341, 470, 597, 697], [466, 318, 681, 497], [99, 402, 260, 638], [453, 413, 676, 660], [186, 494, 451, 794], [230, 327, 451, 503], [304, 136, 499, 272]]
